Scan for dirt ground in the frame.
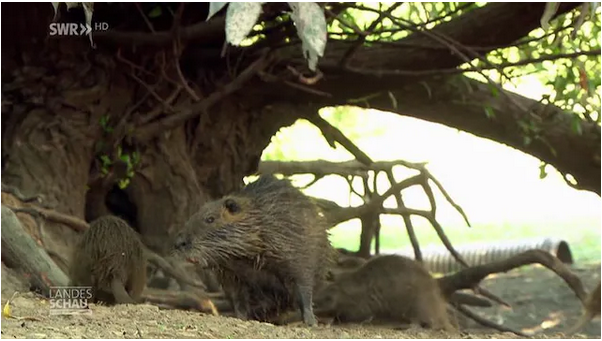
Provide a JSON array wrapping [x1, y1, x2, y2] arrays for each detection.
[[1, 262, 599, 339]]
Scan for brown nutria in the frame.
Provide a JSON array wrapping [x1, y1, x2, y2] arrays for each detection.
[[314, 254, 455, 331], [326, 253, 367, 282], [565, 280, 601, 335], [69, 215, 147, 304], [172, 175, 335, 326]]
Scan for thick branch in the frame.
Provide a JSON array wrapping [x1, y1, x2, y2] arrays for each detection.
[[321, 2, 580, 73], [133, 52, 272, 142], [364, 76, 601, 195]]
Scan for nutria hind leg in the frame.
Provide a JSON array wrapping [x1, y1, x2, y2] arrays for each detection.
[[111, 278, 136, 304], [227, 286, 251, 320], [128, 263, 147, 302], [295, 283, 317, 326]]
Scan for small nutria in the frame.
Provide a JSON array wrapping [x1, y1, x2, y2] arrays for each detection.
[[69, 215, 147, 304], [172, 175, 335, 326], [327, 253, 368, 281], [565, 280, 601, 335], [314, 254, 455, 331]]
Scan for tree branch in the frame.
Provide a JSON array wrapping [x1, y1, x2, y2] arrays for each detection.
[[134, 51, 272, 142], [306, 114, 374, 166]]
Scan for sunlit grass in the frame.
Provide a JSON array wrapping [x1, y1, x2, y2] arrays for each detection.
[[328, 216, 601, 263]]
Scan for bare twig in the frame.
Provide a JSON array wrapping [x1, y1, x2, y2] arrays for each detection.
[[340, 2, 404, 67], [307, 114, 374, 166], [138, 86, 183, 125], [455, 305, 528, 337], [126, 74, 173, 113], [385, 170, 422, 262], [134, 50, 272, 142], [1, 183, 47, 207], [5, 206, 88, 232], [428, 175, 471, 227], [116, 49, 155, 77], [135, 3, 156, 33]]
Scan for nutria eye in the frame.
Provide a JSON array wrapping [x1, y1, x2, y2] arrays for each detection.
[[205, 216, 215, 224]]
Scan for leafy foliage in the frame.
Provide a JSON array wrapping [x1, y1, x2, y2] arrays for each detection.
[[206, 2, 327, 71], [225, 2, 264, 46], [288, 2, 327, 71]]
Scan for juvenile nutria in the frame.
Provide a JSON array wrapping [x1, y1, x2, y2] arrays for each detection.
[[69, 215, 147, 304], [314, 254, 455, 331], [326, 253, 367, 281], [172, 175, 335, 326], [565, 280, 601, 335]]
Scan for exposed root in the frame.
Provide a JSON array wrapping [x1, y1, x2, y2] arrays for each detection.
[[455, 305, 529, 337], [1, 183, 48, 207], [3, 204, 207, 292], [438, 249, 587, 304]]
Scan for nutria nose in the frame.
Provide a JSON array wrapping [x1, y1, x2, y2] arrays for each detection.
[[174, 233, 192, 251]]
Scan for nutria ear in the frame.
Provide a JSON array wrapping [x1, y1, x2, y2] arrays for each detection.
[[224, 198, 241, 214]]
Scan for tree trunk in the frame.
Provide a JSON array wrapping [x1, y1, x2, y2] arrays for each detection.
[[0, 5, 299, 268]]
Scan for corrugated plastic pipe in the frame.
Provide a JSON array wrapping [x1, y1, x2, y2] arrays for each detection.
[[395, 237, 573, 274]]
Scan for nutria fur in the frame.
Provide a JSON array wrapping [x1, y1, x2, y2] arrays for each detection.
[[172, 175, 335, 326], [69, 215, 147, 304], [326, 253, 367, 281], [314, 254, 455, 331], [565, 280, 601, 335]]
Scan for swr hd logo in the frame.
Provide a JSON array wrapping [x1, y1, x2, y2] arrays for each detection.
[[49, 22, 108, 36]]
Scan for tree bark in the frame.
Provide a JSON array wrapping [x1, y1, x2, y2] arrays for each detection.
[[1, 206, 70, 295], [258, 2, 599, 195], [365, 76, 601, 195]]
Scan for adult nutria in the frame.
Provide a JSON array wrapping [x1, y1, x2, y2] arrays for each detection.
[[172, 175, 335, 326], [69, 215, 147, 304], [314, 254, 455, 331], [565, 280, 601, 335]]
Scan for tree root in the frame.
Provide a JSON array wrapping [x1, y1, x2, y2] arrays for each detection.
[[455, 305, 529, 337], [1, 183, 49, 208], [1, 205, 69, 295], [438, 249, 587, 304], [2, 204, 208, 294]]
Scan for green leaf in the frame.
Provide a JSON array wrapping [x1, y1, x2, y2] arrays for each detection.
[[100, 154, 111, 166], [539, 162, 548, 179], [489, 85, 499, 98], [118, 178, 130, 189], [225, 2, 263, 46], [571, 116, 583, 135], [207, 2, 228, 21], [132, 151, 141, 165], [289, 2, 327, 72], [484, 106, 495, 119], [51, 2, 60, 20], [148, 6, 162, 18]]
